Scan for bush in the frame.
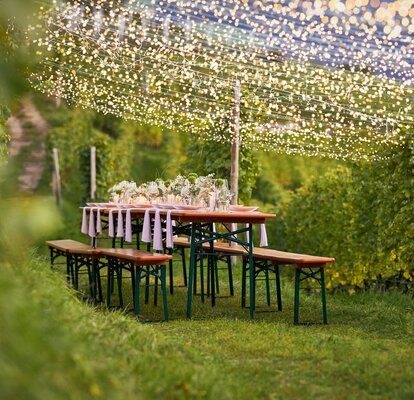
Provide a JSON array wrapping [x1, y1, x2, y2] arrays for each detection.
[[278, 133, 414, 292]]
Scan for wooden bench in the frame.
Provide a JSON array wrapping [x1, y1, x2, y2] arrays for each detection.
[[99, 248, 173, 322], [173, 238, 334, 324], [46, 240, 101, 298], [46, 241, 173, 322], [243, 248, 335, 325]]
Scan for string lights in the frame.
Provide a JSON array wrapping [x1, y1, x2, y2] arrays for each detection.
[[30, 0, 414, 160]]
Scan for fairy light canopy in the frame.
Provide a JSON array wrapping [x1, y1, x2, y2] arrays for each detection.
[[30, 0, 414, 160]]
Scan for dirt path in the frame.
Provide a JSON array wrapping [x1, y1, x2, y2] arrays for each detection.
[[6, 96, 49, 192]]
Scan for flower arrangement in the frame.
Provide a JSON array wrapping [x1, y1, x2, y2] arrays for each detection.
[[108, 181, 139, 202], [108, 173, 233, 209]]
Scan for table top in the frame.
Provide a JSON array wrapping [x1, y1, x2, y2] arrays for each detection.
[[82, 207, 276, 224]]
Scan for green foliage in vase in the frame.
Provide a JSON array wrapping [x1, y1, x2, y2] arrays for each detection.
[[277, 130, 414, 291]]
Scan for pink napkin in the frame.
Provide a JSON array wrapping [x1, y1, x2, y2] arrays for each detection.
[[108, 209, 115, 238], [212, 223, 217, 243], [153, 209, 164, 251], [166, 210, 174, 248], [81, 207, 88, 234], [172, 220, 177, 237], [142, 209, 152, 243], [88, 208, 96, 238], [96, 208, 102, 234], [116, 209, 124, 237], [125, 209, 132, 243], [260, 224, 268, 247]]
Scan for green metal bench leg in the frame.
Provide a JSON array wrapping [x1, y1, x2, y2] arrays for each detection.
[[144, 266, 150, 304], [214, 256, 220, 294], [96, 266, 103, 302], [86, 263, 93, 297], [134, 266, 142, 319], [294, 268, 300, 325], [154, 273, 159, 306], [241, 258, 247, 308], [117, 264, 124, 308], [193, 254, 198, 295], [181, 247, 188, 287], [89, 259, 96, 300], [131, 266, 135, 305], [107, 260, 113, 306], [65, 254, 72, 284], [227, 255, 234, 296], [161, 265, 169, 321], [320, 268, 328, 324], [275, 265, 282, 311], [200, 253, 205, 303], [265, 262, 271, 306]]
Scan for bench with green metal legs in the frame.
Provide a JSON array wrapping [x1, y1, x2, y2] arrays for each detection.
[[99, 248, 173, 322], [241, 257, 282, 312], [242, 248, 335, 325], [46, 240, 103, 300]]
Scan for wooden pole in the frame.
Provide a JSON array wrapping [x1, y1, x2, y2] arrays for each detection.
[[90, 146, 96, 200], [230, 79, 241, 205], [52, 148, 62, 208]]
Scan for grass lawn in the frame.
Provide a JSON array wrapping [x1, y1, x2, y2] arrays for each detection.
[[1, 249, 413, 400]]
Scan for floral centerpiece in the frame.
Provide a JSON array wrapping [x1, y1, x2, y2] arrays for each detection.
[[108, 173, 233, 210], [108, 181, 139, 203]]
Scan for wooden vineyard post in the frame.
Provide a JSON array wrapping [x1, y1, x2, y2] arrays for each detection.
[[52, 148, 62, 208], [90, 146, 96, 200], [230, 79, 241, 205]]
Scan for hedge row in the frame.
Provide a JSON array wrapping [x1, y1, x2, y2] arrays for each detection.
[[277, 136, 414, 292]]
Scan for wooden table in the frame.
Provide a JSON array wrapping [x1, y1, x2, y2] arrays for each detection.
[[83, 207, 276, 319]]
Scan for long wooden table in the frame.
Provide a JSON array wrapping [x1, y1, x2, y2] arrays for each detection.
[[83, 207, 276, 319]]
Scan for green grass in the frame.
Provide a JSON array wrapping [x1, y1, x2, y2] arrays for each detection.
[[1, 251, 413, 400]]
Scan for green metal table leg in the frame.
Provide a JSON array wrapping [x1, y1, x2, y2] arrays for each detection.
[[181, 247, 188, 287], [200, 245, 205, 303], [241, 258, 247, 308], [320, 268, 328, 324], [186, 223, 197, 319], [248, 224, 255, 319], [168, 249, 174, 295], [294, 268, 301, 325]]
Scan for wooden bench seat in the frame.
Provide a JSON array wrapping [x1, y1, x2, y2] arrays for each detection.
[[46, 239, 98, 255], [246, 248, 335, 267], [100, 248, 172, 265]]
